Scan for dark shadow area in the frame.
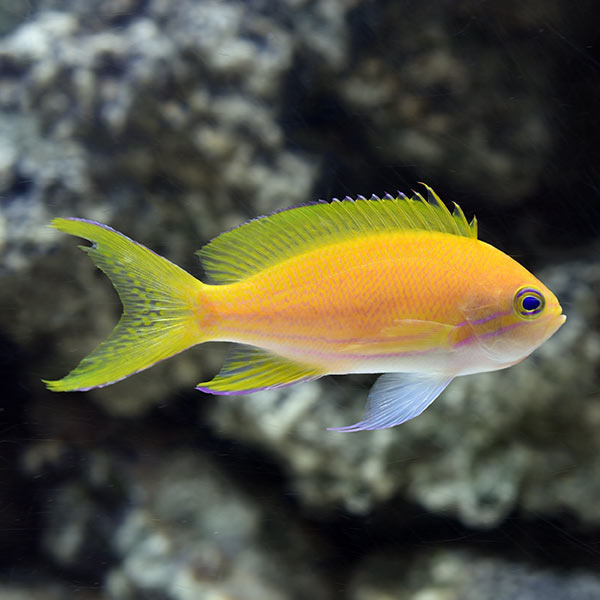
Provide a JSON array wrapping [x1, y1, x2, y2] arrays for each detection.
[[0, 334, 44, 572]]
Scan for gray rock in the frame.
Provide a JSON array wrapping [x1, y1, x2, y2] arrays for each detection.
[[349, 549, 600, 600], [337, 1, 560, 203], [26, 432, 330, 600], [0, 2, 30, 35], [104, 449, 330, 600], [0, 582, 101, 600], [0, 3, 318, 278]]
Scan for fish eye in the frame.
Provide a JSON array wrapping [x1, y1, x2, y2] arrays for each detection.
[[513, 287, 545, 319]]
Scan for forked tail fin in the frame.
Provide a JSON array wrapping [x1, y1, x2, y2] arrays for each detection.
[[44, 218, 207, 392]]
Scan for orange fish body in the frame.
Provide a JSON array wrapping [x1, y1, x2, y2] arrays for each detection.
[[205, 231, 561, 376], [45, 187, 565, 431]]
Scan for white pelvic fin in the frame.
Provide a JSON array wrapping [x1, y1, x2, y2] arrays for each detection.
[[328, 372, 453, 432]]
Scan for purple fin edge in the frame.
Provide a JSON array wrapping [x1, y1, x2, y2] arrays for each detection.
[[196, 375, 320, 395], [46, 218, 198, 392]]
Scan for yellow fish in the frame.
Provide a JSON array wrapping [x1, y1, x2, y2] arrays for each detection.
[[44, 186, 565, 431]]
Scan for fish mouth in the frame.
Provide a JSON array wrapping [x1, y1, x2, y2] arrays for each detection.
[[546, 312, 566, 338]]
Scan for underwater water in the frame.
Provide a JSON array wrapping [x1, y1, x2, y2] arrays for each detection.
[[1, 0, 600, 598]]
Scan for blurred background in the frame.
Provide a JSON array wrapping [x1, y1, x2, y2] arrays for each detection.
[[1, 0, 600, 598]]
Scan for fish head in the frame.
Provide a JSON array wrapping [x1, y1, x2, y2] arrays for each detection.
[[460, 276, 565, 368]]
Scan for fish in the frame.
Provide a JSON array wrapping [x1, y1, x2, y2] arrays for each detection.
[[44, 185, 566, 431]]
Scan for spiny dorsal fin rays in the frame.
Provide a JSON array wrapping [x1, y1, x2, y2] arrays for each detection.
[[198, 184, 477, 285], [453, 201, 478, 238], [419, 183, 478, 238], [417, 185, 449, 234]]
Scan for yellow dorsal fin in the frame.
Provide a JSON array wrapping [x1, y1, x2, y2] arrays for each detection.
[[198, 184, 477, 284]]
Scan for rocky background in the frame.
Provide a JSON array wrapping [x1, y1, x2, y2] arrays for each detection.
[[1, 0, 600, 598]]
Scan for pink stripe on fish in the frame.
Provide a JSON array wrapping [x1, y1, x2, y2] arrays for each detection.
[[455, 308, 513, 327], [452, 321, 524, 348], [217, 327, 439, 346]]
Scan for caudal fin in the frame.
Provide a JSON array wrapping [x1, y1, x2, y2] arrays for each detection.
[[44, 218, 207, 391]]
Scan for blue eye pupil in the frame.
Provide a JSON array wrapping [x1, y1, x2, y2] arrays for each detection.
[[522, 295, 541, 311]]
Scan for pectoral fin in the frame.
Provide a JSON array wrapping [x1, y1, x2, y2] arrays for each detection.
[[340, 319, 456, 356], [196, 345, 323, 394], [328, 372, 453, 432]]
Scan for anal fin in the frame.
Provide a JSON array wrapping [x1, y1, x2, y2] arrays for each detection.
[[328, 372, 453, 432], [197, 345, 323, 395]]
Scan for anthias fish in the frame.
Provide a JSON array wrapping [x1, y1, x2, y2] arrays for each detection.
[[45, 186, 565, 431]]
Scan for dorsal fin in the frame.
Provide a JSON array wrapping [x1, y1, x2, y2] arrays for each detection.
[[198, 184, 477, 284]]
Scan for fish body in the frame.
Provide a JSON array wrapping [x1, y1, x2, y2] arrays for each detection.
[[206, 231, 557, 376], [45, 186, 565, 431]]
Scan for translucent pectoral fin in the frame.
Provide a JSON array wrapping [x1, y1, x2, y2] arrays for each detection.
[[328, 372, 453, 432], [196, 345, 323, 395], [338, 319, 456, 358]]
